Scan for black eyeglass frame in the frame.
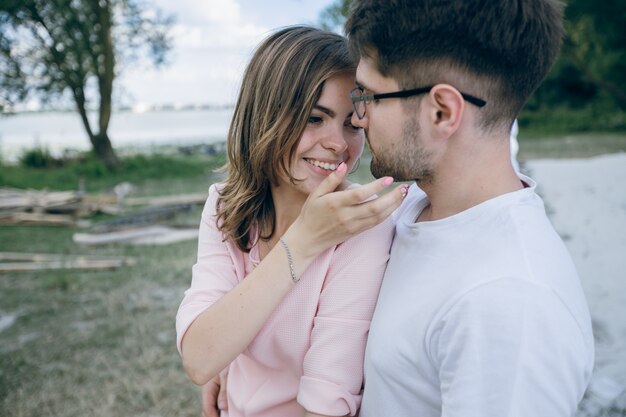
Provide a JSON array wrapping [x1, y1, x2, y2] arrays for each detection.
[[350, 86, 487, 119]]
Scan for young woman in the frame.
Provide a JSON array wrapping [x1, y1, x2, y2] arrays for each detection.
[[176, 26, 407, 417]]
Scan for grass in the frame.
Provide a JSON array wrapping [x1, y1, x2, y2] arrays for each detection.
[[0, 177, 211, 416], [518, 133, 626, 160], [0, 152, 228, 416], [518, 105, 626, 137], [0, 226, 201, 416], [0, 152, 226, 194], [1, 135, 625, 416]]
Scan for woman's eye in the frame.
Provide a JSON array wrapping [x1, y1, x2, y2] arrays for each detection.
[[308, 116, 323, 124]]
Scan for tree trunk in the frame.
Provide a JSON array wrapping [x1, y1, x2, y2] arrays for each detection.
[[91, 131, 119, 169], [90, 0, 118, 170], [72, 84, 119, 169], [97, 0, 114, 136]]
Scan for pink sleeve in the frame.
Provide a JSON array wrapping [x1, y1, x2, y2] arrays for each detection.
[[175, 184, 241, 354], [297, 217, 395, 416]]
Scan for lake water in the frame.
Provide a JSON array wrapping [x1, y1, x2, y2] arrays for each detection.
[[0, 109, 234, 162]]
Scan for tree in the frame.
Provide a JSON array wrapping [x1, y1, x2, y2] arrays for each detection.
[[560, 0, 626, 110], [318, 0, 353, 32], [0, 0, 173, 168]]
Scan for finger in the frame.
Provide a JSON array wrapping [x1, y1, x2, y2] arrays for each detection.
[[326, 183, 406, 238], [308, 162, 348, 199], [201, 380, 220, 417], [337, 196, 400, 234], [362, 188, 406, 224], [218, 369, 229, 410], [337, 176, 396, 206], [343, 182, 407, 221]]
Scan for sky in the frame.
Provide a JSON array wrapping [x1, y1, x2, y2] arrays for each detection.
[[118, 0, 338, 110]]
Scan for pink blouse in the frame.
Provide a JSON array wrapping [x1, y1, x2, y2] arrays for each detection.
[[176, 184, 394, 416]]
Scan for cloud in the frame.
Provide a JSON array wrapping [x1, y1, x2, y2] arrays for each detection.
[[121, 0, 271, 105], [161, 0, 269, 49], [121, 0, 335, 106], [171, 22, 267, 50], [158, 0, 242, 25]]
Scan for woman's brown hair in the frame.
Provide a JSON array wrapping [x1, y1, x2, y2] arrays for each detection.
[[216, 26, 356, 252]]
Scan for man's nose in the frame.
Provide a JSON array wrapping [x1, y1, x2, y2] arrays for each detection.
[[352, 111, 368, 130]]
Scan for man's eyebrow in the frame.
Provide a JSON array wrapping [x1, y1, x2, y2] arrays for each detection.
[[313, 104, 336, 118], [355, 80, 371, 92]]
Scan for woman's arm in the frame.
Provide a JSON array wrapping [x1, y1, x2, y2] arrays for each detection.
[[180, 165, 406, 385], [296, 208, 396, 416], [181, 223, 312, 384]]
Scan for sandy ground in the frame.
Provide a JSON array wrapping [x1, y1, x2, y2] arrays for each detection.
[[524, 153, 626, 415]]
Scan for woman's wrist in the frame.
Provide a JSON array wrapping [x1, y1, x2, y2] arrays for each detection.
[[281, 223, 324, 271]]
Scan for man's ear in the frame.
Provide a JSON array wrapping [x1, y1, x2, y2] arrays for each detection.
[[425, 84, 464, 139]]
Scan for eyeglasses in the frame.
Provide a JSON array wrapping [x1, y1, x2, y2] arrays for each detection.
[[350, 86, 487, 120]]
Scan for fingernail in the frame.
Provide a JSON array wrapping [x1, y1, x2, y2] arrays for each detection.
[[401, 184, 409, 197], [336, 162, 347, 173], [382, 176, 393, 186]]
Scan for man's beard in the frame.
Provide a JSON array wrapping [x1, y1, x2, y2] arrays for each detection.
[[368, 118, 435, 183]]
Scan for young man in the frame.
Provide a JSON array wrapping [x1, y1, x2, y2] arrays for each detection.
[[345, 0, 594, 416]]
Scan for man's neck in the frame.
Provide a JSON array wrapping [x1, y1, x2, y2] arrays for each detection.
[[416, 152, 523, 223]]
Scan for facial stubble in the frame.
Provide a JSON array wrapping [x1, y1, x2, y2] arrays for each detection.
[[368, 117, 435, 183]]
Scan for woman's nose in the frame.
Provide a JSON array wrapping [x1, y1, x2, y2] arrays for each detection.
[[322, 124, 349, 153]]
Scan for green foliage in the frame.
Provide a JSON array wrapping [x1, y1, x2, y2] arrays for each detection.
[[18, 145, 61, 168], [319, 0, 354, 31], [519, 106, 626, 136], [529, 0, 626, 112], [1, 151, 225, 193]]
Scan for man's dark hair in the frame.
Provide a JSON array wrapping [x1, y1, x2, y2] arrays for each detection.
[[345, 0, 564, 130]]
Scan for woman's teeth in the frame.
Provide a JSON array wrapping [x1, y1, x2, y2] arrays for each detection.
[[306, 159, 339, 171]]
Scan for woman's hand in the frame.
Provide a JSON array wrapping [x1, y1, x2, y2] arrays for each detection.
[[286, 162, 408, 260], [201, 369, 228, 417]]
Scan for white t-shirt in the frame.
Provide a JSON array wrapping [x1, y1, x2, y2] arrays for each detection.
[[510, 119, 520, 172], [361, 176, 594, 417]]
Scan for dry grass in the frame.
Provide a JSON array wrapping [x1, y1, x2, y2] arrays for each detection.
[[0, 209, 204, 417]]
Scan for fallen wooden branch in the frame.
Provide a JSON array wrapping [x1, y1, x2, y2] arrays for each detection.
[[0, 212, 77, 226], [0, 252, 136, 272], [73, 225, 199, 245], [0, 187, 207, 227], [88, 204, 193, 233], [124, 192, 207, 207], [0, 189, 80, 210]]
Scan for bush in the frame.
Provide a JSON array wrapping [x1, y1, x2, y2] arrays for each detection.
[[519, 104, 626, 137], [18, 146, 61, 168]]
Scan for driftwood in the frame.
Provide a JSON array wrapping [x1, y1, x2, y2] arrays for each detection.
[[88, 204, 194, 233], [0, 211, 78, 226], [0, 188, 92, 225], [73, 225, 198, 246], [124, 192, 207, 207], [0, 252, 136, 272], [1, 186, 208, 227], [0, 188, 80, 211]]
